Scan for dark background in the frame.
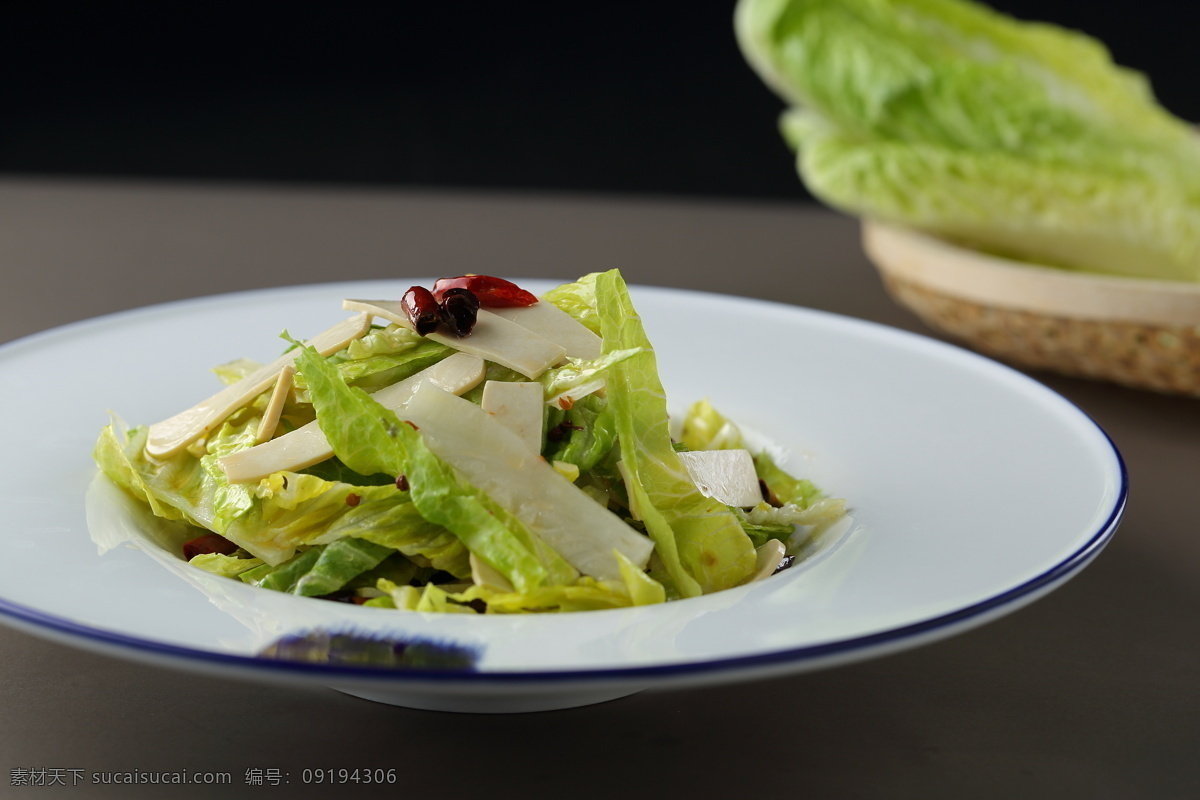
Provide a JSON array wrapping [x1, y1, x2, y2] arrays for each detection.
[[3, 1, 1197, 200]]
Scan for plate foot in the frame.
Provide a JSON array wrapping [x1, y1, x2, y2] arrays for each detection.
[[331, 685, 643, 713]]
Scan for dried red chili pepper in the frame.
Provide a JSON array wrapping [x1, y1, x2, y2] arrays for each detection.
[[401, 286, 444, 335], [432, 275, 538, 308], [182, 533, 238, 560], [439, 287, 480, 336]]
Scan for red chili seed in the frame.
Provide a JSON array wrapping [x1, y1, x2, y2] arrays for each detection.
[[346, 493, 361, 506], [182, 533, 239, 560], [432, 275, 538, 308], [401, 286, 444, 335]]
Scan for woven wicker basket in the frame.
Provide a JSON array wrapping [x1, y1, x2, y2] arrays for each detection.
[[862, 221, 1200, 397]]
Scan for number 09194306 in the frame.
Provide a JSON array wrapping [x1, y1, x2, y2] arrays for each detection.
[[301, 768, 398, 784]]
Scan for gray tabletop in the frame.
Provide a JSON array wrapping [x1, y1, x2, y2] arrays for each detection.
[[1, 178, 1195, 799]]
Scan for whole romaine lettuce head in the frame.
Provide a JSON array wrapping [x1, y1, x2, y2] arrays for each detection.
[[735, 0, 1200, 282]]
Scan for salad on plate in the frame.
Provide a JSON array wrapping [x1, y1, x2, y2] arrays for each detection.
[[93, 270, 847, 614]]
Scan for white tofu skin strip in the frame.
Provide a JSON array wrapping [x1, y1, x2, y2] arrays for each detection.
[[254, 365, 296, 444], [403, 382, 654, 580], [146, 313, 371, 458], [489, 301, 602, 360], [480, 380, 544, 454], [342, 299, 565, 379], [219, 353, 485, 483]]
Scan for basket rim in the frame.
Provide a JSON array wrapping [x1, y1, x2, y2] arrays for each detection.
[[862, 221, 1200, 326]]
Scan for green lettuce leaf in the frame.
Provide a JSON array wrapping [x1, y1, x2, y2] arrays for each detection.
[[297, 458, 396, 487], [736, 0, 1200, 282], [737, 521, 795, 550], [242, 537, 393, 596], [372, 579, 481, 613], [189, 552, 264, 577], [679, 398, 747, 452], [543, 394, 619, 473], [317, 496, 470, 577], [223, 473, 401, 563], [541, 348, 642, 404], [595, 269, 756, 597], [615, 549, 666, 606], [343, 324, 425, 360], [754, 451, 822, 509], [94, 412, 258, 541], [95, 422, 192, 525], [542, 272, 602, 333], [448, 577, 646, 613]]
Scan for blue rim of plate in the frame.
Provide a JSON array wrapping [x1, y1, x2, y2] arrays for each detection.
[[0, 283, 1128, 688]]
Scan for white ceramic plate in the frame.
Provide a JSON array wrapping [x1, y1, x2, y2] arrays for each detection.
[[0, 281, 1125, 713]]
